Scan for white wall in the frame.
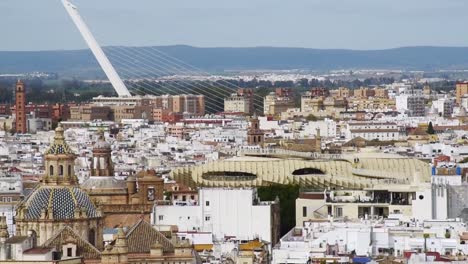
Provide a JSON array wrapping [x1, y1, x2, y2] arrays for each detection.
[[411, 188, 433, 220], [153, 189, 274, 243], [301, 119, 337, 138]]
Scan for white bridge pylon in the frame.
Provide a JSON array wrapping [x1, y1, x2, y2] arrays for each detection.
[[62, 0, 131, 97]]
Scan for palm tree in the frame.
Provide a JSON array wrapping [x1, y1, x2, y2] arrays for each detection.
[[423, 233, 430, 252]]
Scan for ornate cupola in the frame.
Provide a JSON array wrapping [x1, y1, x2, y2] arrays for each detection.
[[15, 123, 103, 247], [43, 124, 78, 185], [91, 130, 114, 176]]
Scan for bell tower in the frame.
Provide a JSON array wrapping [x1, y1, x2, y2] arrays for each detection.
[[247, 114, 264, 146], [91, 130, 114, 176], [43, 124, 78, 185], [15, 80, 27, 134]]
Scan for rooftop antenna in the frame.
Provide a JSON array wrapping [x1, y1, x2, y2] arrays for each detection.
[[61, 0, 131, 97]]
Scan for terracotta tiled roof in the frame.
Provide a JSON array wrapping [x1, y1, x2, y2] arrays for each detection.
[[42, 226, 101, 259], [126, 219, 174, 254], [23, 247, 54, 254]]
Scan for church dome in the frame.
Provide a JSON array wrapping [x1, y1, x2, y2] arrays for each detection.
[[45, 125, 74, 155], [22, 186, 101, 220], [93, 130, 111, 150]]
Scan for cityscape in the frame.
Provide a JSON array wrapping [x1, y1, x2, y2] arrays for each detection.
[[0, 1, 468, 264]]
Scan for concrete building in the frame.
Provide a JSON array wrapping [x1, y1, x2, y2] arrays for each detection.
[[301, 94, 323, 113], [301, 119, 337, 138], [395, 88, 426, 117], [0, 171, 22, 236], [224, 89, 254, 114], [152, 188, 281, 245], [111, 105, 153, 122], [26, 118, 53, 133], [171, 94, 205, 115], [296, 180, 448, 224], [432, 97, 455, 118], [330, 87, 350, 99], [456, 82, 468, 104], [347, 98, 396, 111], [70, 105, 112, 121], [264, 88, 295, 116], [353, 87, 375, 98], [273, 219, 468, 264], [345, 122, 401, 141]]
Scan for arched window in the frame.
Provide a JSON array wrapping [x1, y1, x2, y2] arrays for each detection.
[[59, 165, 64, 176], [29, 230, 37, 247], [88, 229, 96, 246], [49, 165, 54, 176], [68, 165, 72, 177]]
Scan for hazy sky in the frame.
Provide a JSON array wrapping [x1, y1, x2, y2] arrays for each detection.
[[0, 0, 467, 51]]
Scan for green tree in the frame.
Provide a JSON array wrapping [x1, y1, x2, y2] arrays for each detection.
[[423, 233, 430, 252], [257, 184, 300, 235], [427, 121, 435, 134], [306, 114, 318, 121]]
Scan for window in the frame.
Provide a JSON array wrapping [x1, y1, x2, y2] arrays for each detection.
[[158, 215, 164, 221], [68, 165, 72, 176], [205, 216, 211, 221], [59, 165, 64, 176], [335, 207, 343, 217], [49, 165, 54, 176], [67, 247, 72, 257], [147, 187, 155, 201], [205, 201, 210, 206], [303, 206, 307, 217]]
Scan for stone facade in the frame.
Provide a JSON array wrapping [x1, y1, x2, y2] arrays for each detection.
[[82, 131, 164, 228], [14, 124, 104, 249]]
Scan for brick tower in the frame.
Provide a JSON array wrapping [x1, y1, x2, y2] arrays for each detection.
[[247, 114, 264, 146], [15, 80, 27, 134]]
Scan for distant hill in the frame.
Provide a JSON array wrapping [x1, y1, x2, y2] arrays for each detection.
[[1, 45, 468, 78]]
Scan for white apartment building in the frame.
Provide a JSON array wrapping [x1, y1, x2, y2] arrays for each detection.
[[272, 219, 468, 264], [152, 188, 280, 244], [296, 178, 449, 225], [0, 171, 22, 236], [395, 89, 426, 117], [414, 143, 468, 161], [345, 122, 401, 141], [224, 94, 252, 114], [301, 119, 337, 138], [432, 97, 455, 118]]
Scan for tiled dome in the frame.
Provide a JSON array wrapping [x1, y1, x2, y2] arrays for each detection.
[[23, 186, 100, 220], [45, 125, 75, 155]]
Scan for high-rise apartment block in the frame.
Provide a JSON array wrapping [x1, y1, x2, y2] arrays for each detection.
[[395, 88, 425, 117], [456, 82, 468, 104], [224, 89, 254, 114], [264, 88, 295, 116]]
